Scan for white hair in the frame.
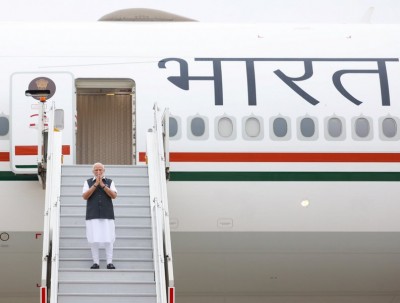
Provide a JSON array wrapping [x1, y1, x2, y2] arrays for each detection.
[[92, 162, 105, 171]]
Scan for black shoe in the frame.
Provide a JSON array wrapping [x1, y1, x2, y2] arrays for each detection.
[[90, 263, 99, 269], [107, 263, 116, 269]]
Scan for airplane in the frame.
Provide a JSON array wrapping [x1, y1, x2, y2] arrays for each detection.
[[1, 8, 400, 303]]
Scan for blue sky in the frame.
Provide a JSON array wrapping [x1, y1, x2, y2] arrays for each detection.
[[0, 0, 398, 23]]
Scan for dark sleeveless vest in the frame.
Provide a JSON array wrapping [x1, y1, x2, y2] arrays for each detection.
[[86, 178, 115, 220]]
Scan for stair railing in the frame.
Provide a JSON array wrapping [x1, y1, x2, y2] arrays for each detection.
[[147, 103, 175, 303], [40, 101, 63, 303]]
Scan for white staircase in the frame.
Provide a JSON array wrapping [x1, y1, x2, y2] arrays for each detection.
[[57, 165, 157, 303], [40, 104, 174, 303]]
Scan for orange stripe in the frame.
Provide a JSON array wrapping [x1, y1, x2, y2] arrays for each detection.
[[15, 146, 37, 155], [139, 152, 146, 162], [62, 145, 70, 155], [0, 152, 10, 161], [1, 145, 70, 161], [139, 152, 400, 163], [15, 145, 71, 155]]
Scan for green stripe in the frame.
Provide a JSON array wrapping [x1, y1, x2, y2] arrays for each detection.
[[170, 171, 400, 181], [1, 170, 399, 182], [15, 165, 38, 169], [0, 171, 38, 181]]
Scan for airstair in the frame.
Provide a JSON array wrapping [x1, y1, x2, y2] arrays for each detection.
[[57, 165, 156, 303], [39, 103, 174, 303]]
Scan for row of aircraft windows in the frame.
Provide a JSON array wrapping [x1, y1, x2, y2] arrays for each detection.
[[169, 115, 400, 141], [0, 115, 398, 141]]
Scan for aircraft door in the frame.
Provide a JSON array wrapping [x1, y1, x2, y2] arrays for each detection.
[[10, 72, 74, 174], [75, 78, 135, 165]]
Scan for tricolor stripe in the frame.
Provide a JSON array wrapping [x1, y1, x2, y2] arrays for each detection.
[[139, 150, 400, 181], [139, 152, 400, 163]]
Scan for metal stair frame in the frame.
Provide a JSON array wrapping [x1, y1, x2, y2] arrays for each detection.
[[40, 103, 175, 303]]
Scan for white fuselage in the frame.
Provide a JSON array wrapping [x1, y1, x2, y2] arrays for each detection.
[[1, 22, 400, 231], [1, 22, 400, 302]]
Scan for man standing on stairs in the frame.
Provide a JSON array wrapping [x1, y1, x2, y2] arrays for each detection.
[[82, 162, 118, 270]]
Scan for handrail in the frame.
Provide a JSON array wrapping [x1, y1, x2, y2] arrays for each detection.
[[39, 101, 63, 303], [162, 109, 170, 178], [49, 131, 62, 303], [147, 131, 167, 303], [157, 108, 174, 290], [147, 103, 175, 303]]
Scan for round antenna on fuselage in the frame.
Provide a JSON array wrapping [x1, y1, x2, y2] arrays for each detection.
[[98, 8, 197, 22]]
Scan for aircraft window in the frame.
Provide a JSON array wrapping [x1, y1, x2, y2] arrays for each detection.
[[327, 118, 342, 138], [245, 117, 261, 137], [0, 117, 9, 136], [355, 118, 370, 138], [270, 116, 290, 140], [169, 117, 178, 137], [191, 117, 205, 137], [216, 116, 236, 140], [382, 117, 397, 138], [243, 116, 263, 140], [188, 115, 208, 140], [169, 115, 181, 140], [300, 118, 315, 138], [325, 116, 345, 141], [273, 117, 288, 137]]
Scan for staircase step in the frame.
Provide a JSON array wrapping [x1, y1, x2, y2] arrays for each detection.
[[59, 258, 154, 270], [60, 215, 151, 226], [60, 225, 152, 237], [58, 293, 156, 303], [60, 236, 152, 248], [62, 175, 149, 186], [58, 280, 156, 294], [62, 165, 148, 177], [61, 194, 150, 205], [61, 184, 150, 195], [59, 268, 155, 282], [59, 247, 153, 259], [61, 205, 151, 216]]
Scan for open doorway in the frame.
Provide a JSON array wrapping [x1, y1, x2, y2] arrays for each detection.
[[75, 78, 135, 165]]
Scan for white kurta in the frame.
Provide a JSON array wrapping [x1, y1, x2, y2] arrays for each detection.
[[85, 219, 115, 244], [83, 178, 117, 245]]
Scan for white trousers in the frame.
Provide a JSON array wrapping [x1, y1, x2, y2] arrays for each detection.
[[90, 242, 114, 264]]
